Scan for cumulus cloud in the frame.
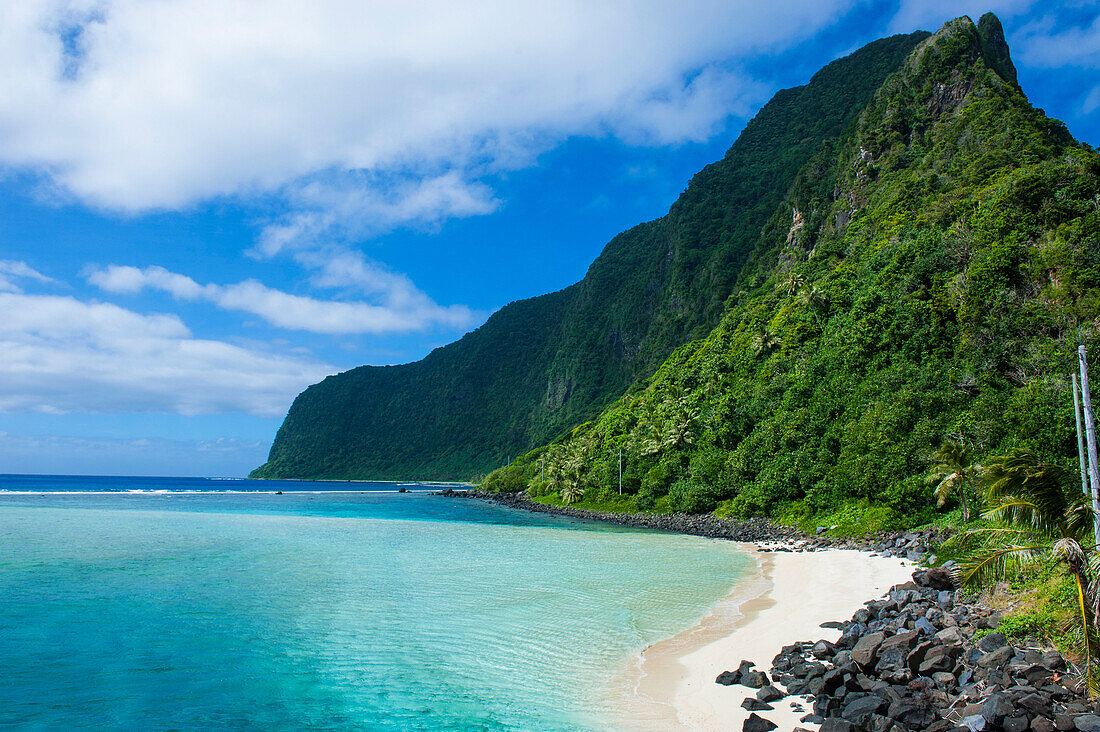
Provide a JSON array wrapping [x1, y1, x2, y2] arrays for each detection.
[[0, 0, 858, 228], [87, 262, 480, 334], [0, 292, 333, 416], [1013, 13, 1100, 68], [0, 260, 54, 293], [255, 172, 500, 257], [887, 0, 1035, 34]]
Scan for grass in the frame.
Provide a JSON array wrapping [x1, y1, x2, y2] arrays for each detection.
[[530, 493, 649, 514], [969, 558, 1080, 659], [769, 499, 906, 537]]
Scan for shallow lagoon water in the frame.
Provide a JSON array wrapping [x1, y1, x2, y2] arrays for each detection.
[[0, 477, 750, 730]]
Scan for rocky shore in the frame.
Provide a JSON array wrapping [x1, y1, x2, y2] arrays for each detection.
[[442, 488, 941, 561], [438, 489, 1098, 730], [721, 566, 1098, 731]]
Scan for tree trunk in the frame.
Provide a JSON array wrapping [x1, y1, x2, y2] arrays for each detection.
[[1076, 373, 1090, 498], [1078, 345, 1100, 548]]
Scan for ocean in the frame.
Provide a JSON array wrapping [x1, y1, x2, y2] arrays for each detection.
[[0, 475, 751, 730]]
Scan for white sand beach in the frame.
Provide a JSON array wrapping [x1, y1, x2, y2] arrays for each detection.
[[615, 546, 914, 731]]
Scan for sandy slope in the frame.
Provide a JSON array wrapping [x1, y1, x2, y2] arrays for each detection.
[[615, 547, 913, 731]]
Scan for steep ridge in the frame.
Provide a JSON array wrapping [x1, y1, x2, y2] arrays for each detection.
[[484, 14, 1100, 522], [253, 31, 928, 480]]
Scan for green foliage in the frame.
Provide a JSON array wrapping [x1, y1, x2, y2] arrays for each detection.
[[483, 17, 1100, 531], [927, 440, 979, 520], [777, 499, 904, 536], [947, 448, 1100, 691], [1000, 609, 1062, 643], [666, 479, 728, 514], [252, 32, 929, 480]]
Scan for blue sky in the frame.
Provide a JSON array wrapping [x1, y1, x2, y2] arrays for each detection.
[[1, 0, 1098, 477]]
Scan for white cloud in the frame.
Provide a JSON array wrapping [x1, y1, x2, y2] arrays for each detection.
[[0, 292, 333, 416], [87, 262, 480, 334], [0, 0, 858, 227], [0, 432, 269, 477], [0, 260, 54, 293], [255, 171, 500, 257], [887, 0, 1035, 34], [1084, 85, 1100, 115], [1014, 13, 1100, 68]]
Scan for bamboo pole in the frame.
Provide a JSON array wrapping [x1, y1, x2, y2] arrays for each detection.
[[1077, 345, 1100, 547], [1075, 373, 1089, 497]]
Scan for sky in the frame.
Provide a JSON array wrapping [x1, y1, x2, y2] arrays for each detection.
[[1, 0, 1098, 477]]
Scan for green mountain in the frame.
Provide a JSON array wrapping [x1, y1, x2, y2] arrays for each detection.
[[483, 14, 1100, 525], [252, 29, 929, 480]]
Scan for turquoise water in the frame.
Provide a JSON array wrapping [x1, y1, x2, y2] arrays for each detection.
[[0, 478, 751, 730]]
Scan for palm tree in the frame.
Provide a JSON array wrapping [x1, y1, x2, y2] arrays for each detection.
[[639, 421, 663, 456], [798, 284, 828, 327], [949, 449, 1098, 691], [660, 402, 699, 452], [780, 273, 805, 298], [560, 480, 585, 505], [751, 327, 781, 357], [926, 440, 978, 521]]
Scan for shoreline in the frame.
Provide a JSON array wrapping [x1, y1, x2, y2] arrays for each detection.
[[457, 489, 943, 560], [453, 490, 1096, 731], [616, 545, 912, 730]]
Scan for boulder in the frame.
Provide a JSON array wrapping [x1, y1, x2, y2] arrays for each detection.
[[743, 713, 778, 732], [716, 670, 739, 685], [914, 567, 956, 590], [981, 693, 1013, 724], [977, 633, 1007, 653], [841, 695, 887, 726], [741, 698, 773, 711], [914, 617, 937, 635], [742, 670, 770, 688], [851, 632, 887, 668], [977, 646, 1013, 669], [875, 631, 918, 680], [1076, 715, 1100, 732], [757, 685, 784, 703], [934, 627, 964, 645], [887, 696, 936, 729], [1018, 691, 1052, 717], [1043, 650, 1066, 670], [961, 714, 988, 731], [819, 720, 858, 732], [918, 645, 961, 675]]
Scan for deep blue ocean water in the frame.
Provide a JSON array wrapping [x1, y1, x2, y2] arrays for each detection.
[[0, 475, 750, 730]]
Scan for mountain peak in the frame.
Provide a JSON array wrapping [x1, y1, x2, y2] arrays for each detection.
[[906, 13, 1019, 90], [976, 12, 1019, 87]]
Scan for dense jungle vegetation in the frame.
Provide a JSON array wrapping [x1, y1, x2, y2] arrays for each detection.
[[483, 15, 1100, 531], [252, 30, 928, 480]]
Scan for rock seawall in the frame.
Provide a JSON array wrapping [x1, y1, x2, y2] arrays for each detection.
[[445, 489, 942, 561], [720, 567, 1098, 731]]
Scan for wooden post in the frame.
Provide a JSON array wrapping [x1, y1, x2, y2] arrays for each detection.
[[1078, 345, 1100, 547], [1075, 373, 1089, 497]]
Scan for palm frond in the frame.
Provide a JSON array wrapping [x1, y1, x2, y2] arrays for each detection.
[[956, 543, 1049, 587], [982, 450, 1074, 515]]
